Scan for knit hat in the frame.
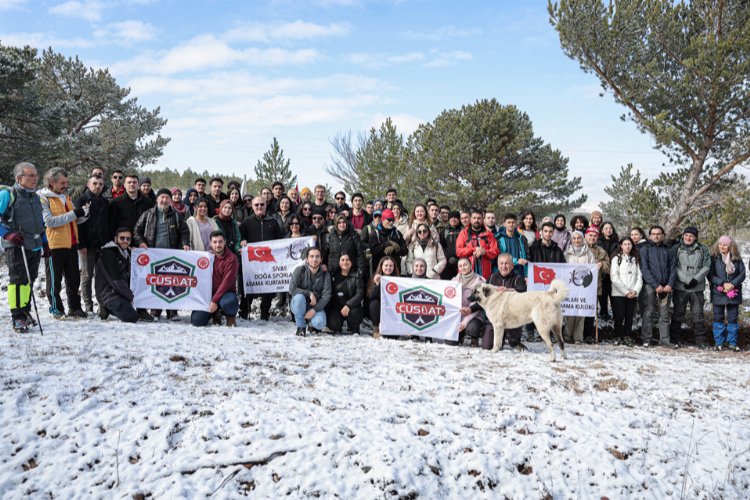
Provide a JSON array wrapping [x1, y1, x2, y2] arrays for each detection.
[[719, 235, 733, 246], [300, 187, 312, 196], [448, 210, 461, 220], [381, 209, 395, 221], [140, 177, 152, 185], [590, 210, 603, 219], [156, 188, 172, 199], [311, 206, 326, 219], [683, 226, 699, 237], [585, 226, 599, 236]]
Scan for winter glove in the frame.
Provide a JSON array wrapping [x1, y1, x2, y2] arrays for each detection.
[[82, 201, 91, 216], [687, 278, 698, 288], [73, 207, 86, 218], [2, 232, 23, 246], [389, 241, 401, 252], [448, 257, 457, 265], [383, 245, 394, 255]]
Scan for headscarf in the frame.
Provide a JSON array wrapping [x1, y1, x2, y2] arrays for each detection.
[[719, 235, 736, 274], [457, 257, 478, 288], [565, 230, 593, 259], [183, 188, 198, 216], [171, 188, 187, 215]]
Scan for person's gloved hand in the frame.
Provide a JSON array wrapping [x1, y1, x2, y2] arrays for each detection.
[[82, 201, 91, 216], [2, 232, 23, 246], [687, 278, 698, 288], [383, 246, 394, 255], [389, 241, 401, 252], [448, 257, 457, 265], [74, 207, 86, 217]]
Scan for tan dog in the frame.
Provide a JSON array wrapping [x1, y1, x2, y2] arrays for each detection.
[[469, 279, 568, 362]]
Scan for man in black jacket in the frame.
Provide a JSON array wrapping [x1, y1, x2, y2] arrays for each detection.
[[366, 208, 407, 273], [239, 195, 283, 320], [486, 253, 527, 350], [109, 174, 154, 234], [133, 188, 190, 321], [440, 211, 463, 279], [95, 228, 138, 323], [529, 222, 566, 263], [75, 174, 111, 313], [640, 225, 677, 348]]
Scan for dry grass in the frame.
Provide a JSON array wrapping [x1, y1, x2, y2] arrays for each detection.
[[593, 378, 629, 392]]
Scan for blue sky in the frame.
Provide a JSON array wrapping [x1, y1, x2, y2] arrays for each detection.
[[0, 0, 670, 207]]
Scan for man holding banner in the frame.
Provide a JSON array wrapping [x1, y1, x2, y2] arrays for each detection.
[[239, 195, 283, 320], [289, 247, 331, 336], [190, 231, 239, 327]]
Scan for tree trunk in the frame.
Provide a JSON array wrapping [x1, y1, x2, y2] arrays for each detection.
[[664, 157, 705, 238]]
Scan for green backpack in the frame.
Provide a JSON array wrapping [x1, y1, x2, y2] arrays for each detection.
[[0, 185, 17, 224]]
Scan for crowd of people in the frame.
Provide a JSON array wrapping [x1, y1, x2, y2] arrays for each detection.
[[1, 162, 746, 352]]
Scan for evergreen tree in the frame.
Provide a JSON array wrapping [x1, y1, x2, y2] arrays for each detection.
[[253, 137, 297, 191], [550, 0, 750, 237], [600, 164, 660, 231], [356, 118, 410, 205], [407, 99, 585, 215]]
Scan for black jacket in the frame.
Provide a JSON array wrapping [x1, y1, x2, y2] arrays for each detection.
[[109, 193, 154, 234], [307, 223, 330, 264], [640, 241, 676, 288], [206, 192, 229, 217], [529, 239, 566, 264], [329, 269, 364, 310], [75, 189, 111, 250], [239, 214, 283, 243], [133, 206, 190, 249], [367, 224, 407, 272], [95, 242, 133, 306], [327, 222, 366, 273]]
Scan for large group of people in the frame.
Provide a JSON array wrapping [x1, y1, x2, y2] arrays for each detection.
[[1, 162, 746, 352]]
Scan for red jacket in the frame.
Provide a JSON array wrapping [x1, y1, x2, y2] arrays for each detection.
[[211, 250, 238, 304], [455, 226, 500, 280]]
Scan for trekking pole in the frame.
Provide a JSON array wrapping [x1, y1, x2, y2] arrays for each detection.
[[20, 246, 44, 335]]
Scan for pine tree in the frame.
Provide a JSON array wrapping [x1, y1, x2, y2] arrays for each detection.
[[601, 165, 660, 231], [253, 137, 297, 190]]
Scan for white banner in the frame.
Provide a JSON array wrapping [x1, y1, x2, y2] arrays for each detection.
[[527, 263, 599, 317], [131, 248, 214, 311], [241, 237, 314, 294], [380, 276, 461, 341]]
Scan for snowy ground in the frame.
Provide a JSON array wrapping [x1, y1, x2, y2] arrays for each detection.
[[1, 262, 750, 499]]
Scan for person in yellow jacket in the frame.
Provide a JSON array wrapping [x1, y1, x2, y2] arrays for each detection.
[[38, 167, 90, 319]]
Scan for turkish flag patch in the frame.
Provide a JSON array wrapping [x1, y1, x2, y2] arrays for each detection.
[[534, 265, 556, 285]]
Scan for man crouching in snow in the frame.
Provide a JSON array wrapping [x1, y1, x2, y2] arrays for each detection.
[[95, 228, 138, 323], [290, 246, 331, 336], [191, 231, 239, 327]]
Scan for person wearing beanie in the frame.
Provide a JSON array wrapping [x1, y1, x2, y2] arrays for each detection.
[[589, 210, 603, 231], [440, 209, 464, 280], [670, 226, 711, 347], [133, 184, 191, 322], [365, 207, 407, 273], [299, 187, 312, 204], [708, 235, 746, 351], [139, 177, 156, 203]]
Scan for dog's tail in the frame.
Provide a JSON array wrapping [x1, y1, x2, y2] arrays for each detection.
[[546, 279, 568, 305]]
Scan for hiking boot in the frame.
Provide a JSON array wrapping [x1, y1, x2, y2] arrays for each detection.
[[51, 310, 65, 320], [212, 311, 222, 326], [68, 309, 88, 319], [138, 310, 155, 322], [584, 337, 595, 345], [24, 312, 38, 327], [295, 327, 307, 337], [729, 345, 741, 352], [715, 345, 724, 351], [513, 343, 528, 352], [99, 305, 110, 320], [12, 318, 29, 333], [372, 326, 381, 339], [660, 342, 678, 349], [150, 309, 162, 319], [225, 316, 237, 327], [308, 326, 321, 334], [166, 310, 178, 321], [470, 337, 479, 348]]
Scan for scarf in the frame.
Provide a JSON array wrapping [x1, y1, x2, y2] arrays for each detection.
[[719, 235, 736, 274], [218, 200, 234, 222], [458, 269, 478, 288]]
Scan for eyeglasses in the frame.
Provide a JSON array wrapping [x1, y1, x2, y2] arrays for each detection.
[[312, 216, 324, 221], [290, 222, 300, 226], [112, 175, 123, 180], [335, 197, 344, 201], [373, 214, 382, 218], [117, 236, 131, 241], [253, 203, 265, 207], [302, 207, 311, 211], [417, 229, 429, 234], [244, 199, 253, 204], [385, 218, 395, 222]]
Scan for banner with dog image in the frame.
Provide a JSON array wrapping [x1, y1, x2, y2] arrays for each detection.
[[241, 236, 315, 294], [131, 248, 214, 311], [380, 277, 462, 341], [528, 263, 599, 317]]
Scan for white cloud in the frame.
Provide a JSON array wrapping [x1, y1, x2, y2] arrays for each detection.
[[0, 0, 27, 11], [224, 20, 350, 43], [111, 35, 320, 75], [403, 25, 482, 42], [48, 0, 104, 22], [346, 50, 470, 69], [95, 20, 159, 44], [0, 31, 94, 49]]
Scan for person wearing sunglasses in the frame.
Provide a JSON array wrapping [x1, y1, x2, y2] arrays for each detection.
[[365, 208, 407, 274], [94, 227, 138, 323], [104, 169, 125, 201], [238, 196, 283, 320], [333, 191, 350, 214], [405, 223, 446, 279]]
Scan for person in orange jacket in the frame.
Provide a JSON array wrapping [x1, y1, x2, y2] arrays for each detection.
[[455, 207, 499, 280]]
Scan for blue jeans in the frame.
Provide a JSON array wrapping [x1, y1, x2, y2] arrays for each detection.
[[290, 293, 326, 330], [191, 292, 239, 326]]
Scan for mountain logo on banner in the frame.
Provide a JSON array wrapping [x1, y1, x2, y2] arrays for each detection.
[[247, 246, 276, 263], [396, 286, 446, 331], [146, 257, 198, 303], [570, 266, 594, 288]]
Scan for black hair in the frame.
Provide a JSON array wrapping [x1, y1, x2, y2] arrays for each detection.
[[272, 181, 284, 190], [194, 178, 207, 185], [209, 177, 224, 186], [649, 225, 665, 236], [570, 215, 588, 231], [503, 212, 517, 222], [209, 230, 225, 240]]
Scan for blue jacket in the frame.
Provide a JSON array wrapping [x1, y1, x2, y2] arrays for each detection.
[[640, 241, 676, 288], [708, 255, 746, 306], [496, 228, 528, 277]]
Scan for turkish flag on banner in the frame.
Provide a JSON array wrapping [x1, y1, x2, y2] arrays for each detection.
[[533, 265, 556, 285], [246, 246, 276, 263]]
